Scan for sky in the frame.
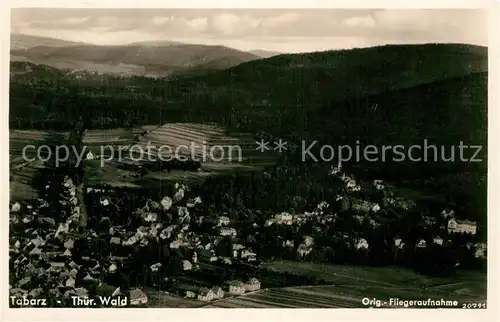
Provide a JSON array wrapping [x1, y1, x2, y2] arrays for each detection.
[[11, 8, 488, 53]]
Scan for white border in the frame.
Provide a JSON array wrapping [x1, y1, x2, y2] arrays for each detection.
[[2, 1, 499, 322]]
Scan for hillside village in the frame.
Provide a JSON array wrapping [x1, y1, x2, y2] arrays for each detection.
[[9, 158, 486, 307], [8, 27, 487, 308]]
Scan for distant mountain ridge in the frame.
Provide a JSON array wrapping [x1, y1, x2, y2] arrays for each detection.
[[10, 34, 261, 76], [10, 34, 85, 50], [249, 50, 282, 58]]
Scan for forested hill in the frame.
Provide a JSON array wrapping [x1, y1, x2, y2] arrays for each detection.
[[9, 42, 488, 224]]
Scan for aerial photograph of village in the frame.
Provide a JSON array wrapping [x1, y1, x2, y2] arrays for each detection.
[[9, 8, 487, 308]]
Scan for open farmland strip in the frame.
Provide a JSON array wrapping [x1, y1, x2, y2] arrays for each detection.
[[143, 126, 211, 143], [282, 287, 362, 303], [231, 295, 298, 308], [172, 123, 225, 137], [265, 289, 356, 307], [248, 289, 340, 308], [215, 297, 275, 308]]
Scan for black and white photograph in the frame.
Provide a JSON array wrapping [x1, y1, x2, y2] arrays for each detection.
[[6, 4, 492, 312]]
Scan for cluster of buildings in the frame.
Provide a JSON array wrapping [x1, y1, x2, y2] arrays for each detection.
[[179, 277, 261, 302], [10, 176, 103, 302]]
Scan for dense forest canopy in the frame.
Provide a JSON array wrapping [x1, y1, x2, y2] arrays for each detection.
[[9, 43, 487, 226]]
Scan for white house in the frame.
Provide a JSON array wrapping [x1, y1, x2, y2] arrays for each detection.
[[185, 291, 196, 299], [245, 278, 261, 292], [355, 238, 369, 250], [182, 260, 192, 271], [197, 287, 214, 301], [241, 249, 257, 262], [218, 216, 230, 226], [228, 280, 246, 294], [11, 202, 21, 213], [346, 180, 359, 191], [211, 286, 224, 299], [297, 244, 312, 258], [373, 180, 385, 190], [110, 237, 121, 245], [433, 236, 444, 246], [394, 237, 405, 249], [441, 209, 455, 219], [129, 289, 148, 305], [447, 219, 477, 235], [282, 240, 295, 248], [474, 243, 486, 259], [275, 212, 293, 224], [220, 227, 237, 237], [371, 204, 381, 212], [329, 165, 342, 175], [304, 236, 314, 247], [416, 239, 427, 248]]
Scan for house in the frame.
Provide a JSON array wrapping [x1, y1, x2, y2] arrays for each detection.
[[245, 278, 261, 292], [441, 209, 455, 219], [373, 180, 385, 190], [197, 287, 214, 301], [185, 291, 196, 298], [218, 216, 230, 226], [160, 196, 173, 211], [64, 238, 74, 250], [221, 257, 232, 265], [110, 237, 121, 245], [170, 240, 182, 249], [275, 212, 293, 224], [394, 237, 405, 249], [241, 249, 257, 262], [182, 260, 192, 271], [150, 263, 162, 272], [346, 180, 359, 191], [304, 236, 314, 247], [11, 202, 22, 213], [329, 166, 342, 175], [433, 236, 444, 246], [416, 239, 427, 248], [355, 238, 369, 250], [211, 286, 224, 299], [228, 280, 246, 294], [233, 244, 246, 251], [474, 243, 487, 259], [297, 244, 312, 258], [129, 288, 148, 305], [220, 227, 237, 237], [447, 219, 477, 235]]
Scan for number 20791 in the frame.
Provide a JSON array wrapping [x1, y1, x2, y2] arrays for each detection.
[[462, 303, 486, 309]]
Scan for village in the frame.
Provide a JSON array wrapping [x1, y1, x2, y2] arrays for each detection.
[[9, 160, 486, 307]]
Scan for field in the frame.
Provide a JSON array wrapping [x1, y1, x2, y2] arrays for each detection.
[[204, 282, 485, 308], [9, 123, 281, 199], [202, 259, 486, 309], [263, 260, 486, 298], [145, 289, 205, 308]]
